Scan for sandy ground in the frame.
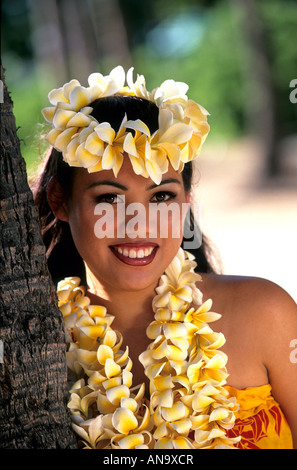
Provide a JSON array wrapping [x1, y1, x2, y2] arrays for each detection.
[[194, 137, 297, 303]]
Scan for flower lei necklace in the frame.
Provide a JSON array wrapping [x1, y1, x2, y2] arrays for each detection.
[[57, 248, 240, 449]]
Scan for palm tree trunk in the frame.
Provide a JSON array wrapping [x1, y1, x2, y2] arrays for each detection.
[[0, 64, 77, 449]]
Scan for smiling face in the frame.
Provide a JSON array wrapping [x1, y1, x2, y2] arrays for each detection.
[[52, 157, 189, 296]]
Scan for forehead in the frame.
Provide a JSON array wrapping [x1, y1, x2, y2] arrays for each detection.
[[73, 157, 184, 190]]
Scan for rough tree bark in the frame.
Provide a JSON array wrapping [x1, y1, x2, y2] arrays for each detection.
[[0, 65, 77, 449]]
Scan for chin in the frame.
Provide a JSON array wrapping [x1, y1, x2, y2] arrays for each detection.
[[112, 268, 160, 293]]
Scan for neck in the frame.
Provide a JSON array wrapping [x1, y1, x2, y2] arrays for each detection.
[[85, 265, 156, 334]]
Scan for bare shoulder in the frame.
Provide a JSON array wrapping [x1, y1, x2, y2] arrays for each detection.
[[200, 272, 297, 320], [199, 272, 297, 390]]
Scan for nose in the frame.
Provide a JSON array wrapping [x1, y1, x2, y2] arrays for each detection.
[[122, 200, 185, 241], [122, 201, 151, 240]]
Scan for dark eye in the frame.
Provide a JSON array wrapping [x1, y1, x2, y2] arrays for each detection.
[[96, 193, 124, 204], [151, 191, 176, 203]]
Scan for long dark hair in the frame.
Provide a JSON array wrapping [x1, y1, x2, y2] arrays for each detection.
[[32, 95, 219, 284]]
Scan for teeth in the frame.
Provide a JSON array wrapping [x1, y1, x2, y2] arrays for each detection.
[[114, 246, 155, 259], [137, 249, 144, 258]]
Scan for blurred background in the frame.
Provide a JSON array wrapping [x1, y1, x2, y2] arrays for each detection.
[[2, 0, 297, 301]]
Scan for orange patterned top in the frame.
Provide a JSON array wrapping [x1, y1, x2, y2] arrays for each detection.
[[225, 384, 293, 449]]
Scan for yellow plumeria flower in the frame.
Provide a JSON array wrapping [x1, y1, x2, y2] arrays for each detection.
[[89, 116, 127, 176], [181, 100, 210, 162], [126, 67, 152, 101], [124, 109, 193, 184], [87, 65, 126, 98], [42, 84, 94, 154], [153, 248, 202, 311], [42, 66, 126, 163], [185, 299, 221, 328], [127, 67, 189, 109]]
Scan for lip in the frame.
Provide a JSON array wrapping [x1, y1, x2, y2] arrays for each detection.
[[109, 242, 159, 266]]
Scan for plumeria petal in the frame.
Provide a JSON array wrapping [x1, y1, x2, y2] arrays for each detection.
[[125, 119, 151, 137], [112, 408, 138, 434], [106, 385, 130, 405], [204, 354, 227, 370], [54, 127, 78, 152], [120, 397, 138, 413], [76, 143, 101, 168], [95, 123, 116, 144], [102, 145, 117, 169], [117, 433, 146, 449], [53, 109, 76, 131], [161, 402, 189, 422], [123, 132, 139, 157], [128, 154, 146, 175], [69, 86, 91, 110], [42, 106, 55, 122], [48, 79, 80, 105], [145, 159, 163, 185], [67, 112, 92, 128], [105, 358, 122, 379], [97, 345, 114, 365]]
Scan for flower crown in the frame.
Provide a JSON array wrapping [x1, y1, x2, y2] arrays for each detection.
[[42, 66, 210, 184]]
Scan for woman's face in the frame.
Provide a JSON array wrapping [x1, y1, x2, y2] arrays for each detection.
[[62, 157, 189, 295]]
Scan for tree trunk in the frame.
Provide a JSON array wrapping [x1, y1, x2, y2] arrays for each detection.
[[0, 64, 77, 449], [29, 0, 132, 87], [229, 0, 279, 177]]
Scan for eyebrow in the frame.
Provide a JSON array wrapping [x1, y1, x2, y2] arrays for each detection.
[[87, 177, 182, 191], [87, 180, 128, 191], [146, 178, 182, 190]]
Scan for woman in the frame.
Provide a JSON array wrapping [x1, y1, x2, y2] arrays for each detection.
[[33, 66, 297, 449]]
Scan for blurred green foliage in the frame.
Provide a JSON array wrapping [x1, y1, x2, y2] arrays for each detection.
[[6, 70, 50, 174], [132, 2, 246, 139], [132, 0, 297, 138], [2, 0, 297, 175]]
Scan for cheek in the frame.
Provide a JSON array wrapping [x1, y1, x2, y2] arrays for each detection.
[[168, 207, 187, 241], [148, 201, 188, 242], [94, 204, 119, 239], [67, 203, 100, 255]]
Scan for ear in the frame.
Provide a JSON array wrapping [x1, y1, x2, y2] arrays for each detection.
[[47, 177, 69, 222]]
